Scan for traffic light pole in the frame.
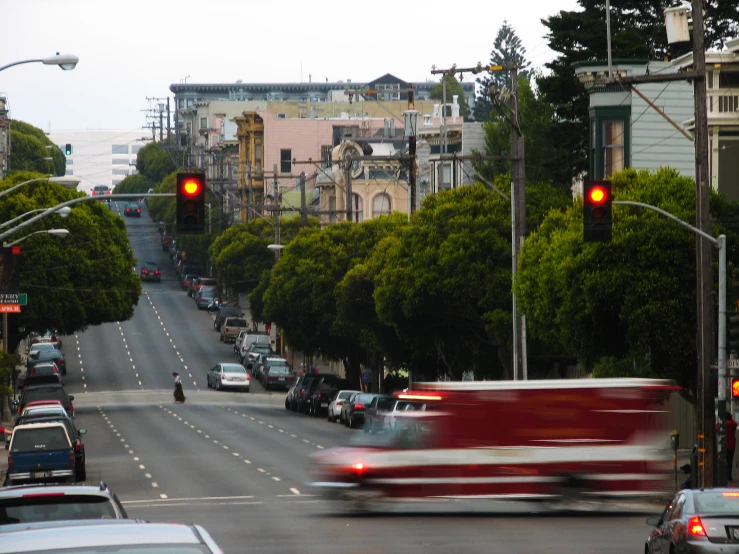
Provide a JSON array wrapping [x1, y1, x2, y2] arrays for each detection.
[[614, 200, 728, 486]]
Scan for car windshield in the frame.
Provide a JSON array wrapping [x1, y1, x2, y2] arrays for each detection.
[[30, 344, 55, 353], [228, 319, 247, 327], [694, 491, 739, 515], [268, 365, 291, 375], [11, 427, 70, 452], [354, 394, 376, 404], [30, 365, 57, 376], [11, 546, 212, 554], [35, 350, 62, 361], [337, 391, 355, 400], [347, 419, 436, 449], [252, 346, 272, 354], [23, 389, 69, 406]]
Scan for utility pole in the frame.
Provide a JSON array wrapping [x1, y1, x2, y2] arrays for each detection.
[[166, 97, 171, 145], [247, 163, 254, 223], [159, 108, 163, 143], [273, 164, 280, 262], [407, 84, 417, 215], [299, 171, 307, 227]]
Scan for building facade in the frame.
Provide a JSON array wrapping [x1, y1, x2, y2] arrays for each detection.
[[47, 130, 149, 194]]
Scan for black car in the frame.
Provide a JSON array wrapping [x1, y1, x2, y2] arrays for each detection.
[[16, 385, 75, 420], [298, 375, 324, 414], [286, 375, 307, 411], [344, 393, 379, 428], [13, 414, 87, 481], [307, 374, 351, 417], [123, 202, 141, 217], [28, 349, 66, 375], [214, 306, 244, 332], [140, 262, 161, 282]]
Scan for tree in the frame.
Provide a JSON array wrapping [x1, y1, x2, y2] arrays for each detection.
[[538, 0, 739, 187], [135, 142, 176, 184], [8, 120, 65, 176], [113, 173, 152, 195], [430, 73, 471, 121], [478, 74, 563, 190], [0, 174, 140, 354], [474, 21, 532, 122], [514, 167, 739, 396]]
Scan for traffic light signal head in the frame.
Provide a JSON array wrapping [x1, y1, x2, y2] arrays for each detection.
[[65, 143, 72, 156], [176, 172, 205, 234], [732, 378, 739, 398], [583, 180, 613, 243]]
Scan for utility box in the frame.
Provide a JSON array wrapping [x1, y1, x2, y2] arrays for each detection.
[[664, 6, 691, 44]]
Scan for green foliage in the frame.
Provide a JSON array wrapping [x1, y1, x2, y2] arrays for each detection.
[[538, 0, 739, 187], [430, 74, 471, 121], [135, 142, 176, 184], [515, 167, 716, 394], [0, 177, 140, 352], [147, 172, 176, 225], [474, 21, 532, 122], [8, 120, 66, 177], [113, 174, 153, 195]]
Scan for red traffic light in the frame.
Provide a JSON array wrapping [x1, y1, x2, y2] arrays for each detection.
[[11, 246, 20, 255], [588, 185, 609, 205], [182, 179, 201, 196], [732, 379, 739, 398]]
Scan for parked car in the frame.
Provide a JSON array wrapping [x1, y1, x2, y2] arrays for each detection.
[[27, 342, 56, 361], [214, 306, 244, 332], [0, 521, 223, 554], [28, 349, 65, 375], [220, 317, 249, 344], [13, 414, 87, 481], [235, 331, 270, 357], [206, 363, 250, 392], [179, 273, 200, 292], [328, 390, 361, 422], [260, 358, 295, 391], [0, 482, 128, 525], [363, 395, 420, 434], [5, 422, 76, 485], [177, 262, 204, 279], [196, 289, 218, 310], [645, 488, 739, 554], [139, 262, 161, 282], [297, 375, 323, 414], [123, 203, 141, 217], [161, 235, 173, 251], [240, 343, 274, 368], [286, 375, 307, 411], [344, 393, 379, 428], [190, 277, 216, 297], [307, 375, 351, 417], [30, 331, 62, 351], [16, 385, 74, 419]]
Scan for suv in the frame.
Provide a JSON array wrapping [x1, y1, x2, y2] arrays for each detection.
[[286, 375, 307, 411], [296, 375, 322, 414], [214, 306, 243, 332], [17, 385, 74, 419], [307, 374, 351, 417], [140, 262, 161, 282], [236, 332, 271, 358], [240, 343, 274, 368], [13, 414, 87, 481], [91, 185, 110, 196], [0, 482, 128, 525], [6, 422, 76, 485], [28, 349, 66, 375], [220, 317, 249, 343]]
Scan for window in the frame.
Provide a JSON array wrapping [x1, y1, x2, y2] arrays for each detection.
[[372, 193, 391, 218], [64, 169, 73, 175], [255, 139, 262, 172], [200, 117, 208, 129], [321, 145, 332, 168], [112, 158, 129, 165], [439, 164, 452, 191], [329, 195, 337, 224], [603, 120, 625, 178], [112, 144, 129, 154], [132, 145, 142, 154], [112, 168, 129, 175], [65, 159, 73, 165], [178, 99, 184, 109], [112, 179, 122, 185], [280, 149, 291, 173]]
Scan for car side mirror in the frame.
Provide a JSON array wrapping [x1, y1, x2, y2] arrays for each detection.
[[68, 395, 75, 401], [645, 517, 661, 527], [78, 428, 87, 436]]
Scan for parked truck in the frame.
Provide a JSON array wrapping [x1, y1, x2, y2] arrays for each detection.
[[6, 422, 76, 485], [220, 317, 249, 344]]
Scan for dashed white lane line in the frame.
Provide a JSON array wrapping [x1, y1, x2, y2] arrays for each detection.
[[290, 488, 301, 496], [272, 477, 281, 482]]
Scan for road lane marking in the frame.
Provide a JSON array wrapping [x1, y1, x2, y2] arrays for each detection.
[[152, 482, 159, 488], [272, 477, 281, 482], [145, 473, 152, 479], [290, 488, 301, 495], [123, 495, 255, 504], [139, 465, 145, 469], [257, 468, 265, 473]]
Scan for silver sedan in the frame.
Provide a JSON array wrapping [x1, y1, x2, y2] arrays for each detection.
[[206, 363, 250, 392]]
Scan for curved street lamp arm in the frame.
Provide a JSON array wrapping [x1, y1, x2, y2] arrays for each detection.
[[0, 177, 52, 200], [0, 193, 175, 243], [613, 200, 717, 244], [2, 229, 51, 248], [0, 59, 43, 72], [0, 208, 46, 230]]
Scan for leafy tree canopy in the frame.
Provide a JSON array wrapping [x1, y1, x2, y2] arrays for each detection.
[[474, 21, 532, 122], [0, 173, 140, 353], [8, 120, 66, 177], [113, 173, 153, 195], [135, 141, 176, 184]]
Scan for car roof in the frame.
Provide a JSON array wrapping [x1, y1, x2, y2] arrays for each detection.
[[0, 522, 216, 552], [22, 406, 66, 415], [265, 357, 287, 363], [13, 422, 67, 431], [28, 343, 55, 350], [219, 363, 246, 370], [23, 384, 65, 392]]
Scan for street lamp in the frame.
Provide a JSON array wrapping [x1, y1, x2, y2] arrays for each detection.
[[267, 243, 284, 261], [0, 176, 80, 200], [0, 54, 79, 73], [3, 228, 69, 248], [0, 206, 71, 230]]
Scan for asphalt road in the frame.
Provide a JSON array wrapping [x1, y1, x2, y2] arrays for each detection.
[[61, 202, 662, 554]]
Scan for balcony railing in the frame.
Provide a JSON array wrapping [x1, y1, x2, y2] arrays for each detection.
[[708, 89, 739, 118]]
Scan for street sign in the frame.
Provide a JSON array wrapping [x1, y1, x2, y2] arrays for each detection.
[[0, 305, 20, 313], [0, 293, 19, 304], [728, 359, 739, 369], [18, 293, 26, 306]]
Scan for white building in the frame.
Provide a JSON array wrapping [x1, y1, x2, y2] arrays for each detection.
[[46, 130, 150, 194]]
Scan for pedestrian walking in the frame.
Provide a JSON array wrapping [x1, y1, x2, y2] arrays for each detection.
[[173, 372, 186, 404], [726, 412, 737, 481], [265, 323, 272, 335]]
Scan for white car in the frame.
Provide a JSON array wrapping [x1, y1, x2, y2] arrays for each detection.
[[206, 363, 250, 392], [328, 390, 361, 423]]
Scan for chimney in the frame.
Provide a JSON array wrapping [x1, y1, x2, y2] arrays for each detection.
[[383, 119, 389, 137], [390, 119, 396, 137]]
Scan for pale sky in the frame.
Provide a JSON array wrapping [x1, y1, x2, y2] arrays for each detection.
[[3, 0, 580, 132]]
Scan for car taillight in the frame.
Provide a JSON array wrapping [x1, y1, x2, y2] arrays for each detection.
[[299, 390, 303, 397], [354, 403, 365, 410], [688, 516, 706, 536], [155, 270, 160, 275], [7, 455, 13, 471], [317, 392, 322, 400], [137, 209, 141, 213], [106, 190, 111, 194], [337, 401, 344, 406], [142, 270, 148, 275], [68, 405, 74, 416], [74, 441, 81, 452], [68, 451, 75, 468]]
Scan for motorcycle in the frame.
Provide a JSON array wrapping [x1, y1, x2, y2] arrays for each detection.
[[207, 298, 222, 313]]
